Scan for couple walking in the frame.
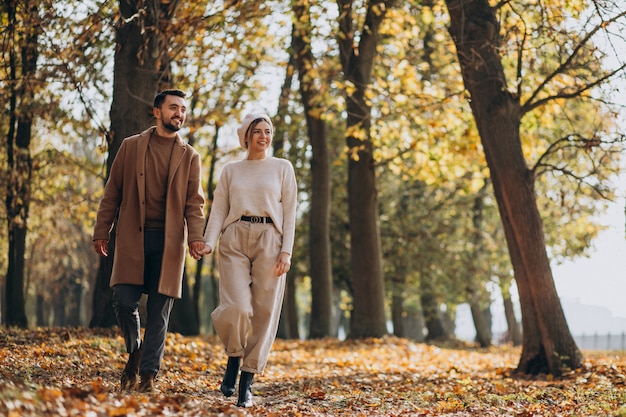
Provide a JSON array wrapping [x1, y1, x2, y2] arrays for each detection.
[[93, 89, 297, 407]]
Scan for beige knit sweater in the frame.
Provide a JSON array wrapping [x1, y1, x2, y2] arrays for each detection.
[[203, 157, 297, 255]]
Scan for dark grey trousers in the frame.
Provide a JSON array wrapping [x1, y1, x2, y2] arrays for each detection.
[[112, 230, 175, 376]]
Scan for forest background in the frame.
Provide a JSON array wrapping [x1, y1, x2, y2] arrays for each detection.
[[2, 0, 626, 377]]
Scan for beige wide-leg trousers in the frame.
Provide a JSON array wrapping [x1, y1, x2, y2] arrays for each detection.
[[211, 220, 286, 374]]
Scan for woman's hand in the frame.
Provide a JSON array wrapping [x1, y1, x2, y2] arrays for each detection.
[[196, 243, 213, 257], [273, 252, 291, 277]]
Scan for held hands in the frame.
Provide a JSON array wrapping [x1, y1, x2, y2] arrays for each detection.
[[94, 239, 211, 260], [189, 241, 210, 260], [273, 252, 291, 277], [196, 244, 213, 256]]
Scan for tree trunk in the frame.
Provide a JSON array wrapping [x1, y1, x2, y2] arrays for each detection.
[[36, 293, 45, 326], [292, 1, 334, 338], [501, 277, 522, 346], [445, 0, 581, 375], [169, 273, 198, 335], [336, 0, 391, 339], [68, 272, 83, 327], [420, 276, 450, 341], [4, 0, 38, 328], [391, 272, 405, 338], [468, 190, 492, 347], [470, 302, 492, 348], [418, 252, 453, 341], [277, 274, 299, 339], [90, 0, 170, 327], [53, 299, 65, 327], [402, 304, 425, 342]]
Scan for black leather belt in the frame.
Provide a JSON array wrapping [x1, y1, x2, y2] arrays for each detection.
[[240, 215, 273, 224]]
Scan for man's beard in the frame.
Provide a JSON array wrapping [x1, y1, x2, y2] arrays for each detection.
[[163, 119, 182, 132]]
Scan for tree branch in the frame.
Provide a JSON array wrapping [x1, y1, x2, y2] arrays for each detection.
[[532, 133, 625, 200], [523, 62, 626, 113], [522, 8, 626, 114]]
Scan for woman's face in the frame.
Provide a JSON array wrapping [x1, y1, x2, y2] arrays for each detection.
[[247, 120, 273, 154]]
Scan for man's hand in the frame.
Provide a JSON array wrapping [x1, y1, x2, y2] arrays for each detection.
[[93, 239, 109, 257]]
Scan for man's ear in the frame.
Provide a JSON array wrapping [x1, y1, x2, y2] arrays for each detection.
[[152, 107, 160, 119]]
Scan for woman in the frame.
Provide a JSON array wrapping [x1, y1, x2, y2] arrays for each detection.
[[199, 113, 297, 407]]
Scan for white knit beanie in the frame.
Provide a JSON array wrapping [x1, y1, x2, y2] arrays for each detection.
[[236, 113, 273, 149]]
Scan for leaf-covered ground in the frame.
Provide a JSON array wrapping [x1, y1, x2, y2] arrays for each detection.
[[0, 328, 625, 416]]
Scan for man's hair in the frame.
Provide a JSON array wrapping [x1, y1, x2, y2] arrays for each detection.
[[153, 89, 186, 108]]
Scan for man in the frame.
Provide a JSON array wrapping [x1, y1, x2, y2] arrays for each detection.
[[93, 89, 205, 393]]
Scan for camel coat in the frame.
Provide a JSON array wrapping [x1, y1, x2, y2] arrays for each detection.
[[93, 127, 205, 298]]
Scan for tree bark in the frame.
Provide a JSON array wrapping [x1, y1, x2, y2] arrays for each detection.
[[468, 190, 492, 347], [277, 274, 299, 339], [470, 303, 492, 348], [503, 295, 522, 345], [4, 0, 39, 328], [391, 271, 405, 338], [169, 273, 198, 335], [35, 293, 45, 326], [68, 272, 83, 327], [90, 0, 169, 328], [402, 304, 425, 342], [336, 0, 392, 338], [292, 1, 334, 338], [445, 0, 581, 374]]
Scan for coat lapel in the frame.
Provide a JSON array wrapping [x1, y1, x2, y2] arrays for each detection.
[[136, 127, 154, 229]]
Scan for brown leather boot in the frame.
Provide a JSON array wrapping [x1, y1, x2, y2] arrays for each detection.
[[120, 348, 142, 391], [138, 373, 156, 393]]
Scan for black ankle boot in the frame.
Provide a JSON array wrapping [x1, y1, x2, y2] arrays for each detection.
[[220, 356, 240, 397], [237, 371, 254, 407]]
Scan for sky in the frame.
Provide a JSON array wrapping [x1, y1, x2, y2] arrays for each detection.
[[552, 191, 626, 320]]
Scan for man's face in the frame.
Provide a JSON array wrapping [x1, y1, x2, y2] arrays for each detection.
[[155, 95, 187, 132]]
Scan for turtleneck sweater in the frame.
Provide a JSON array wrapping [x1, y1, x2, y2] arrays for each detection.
[[144, 131, 175, 229]]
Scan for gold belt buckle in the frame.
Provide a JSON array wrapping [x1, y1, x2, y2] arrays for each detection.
[[250, 216, 262, 223]]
